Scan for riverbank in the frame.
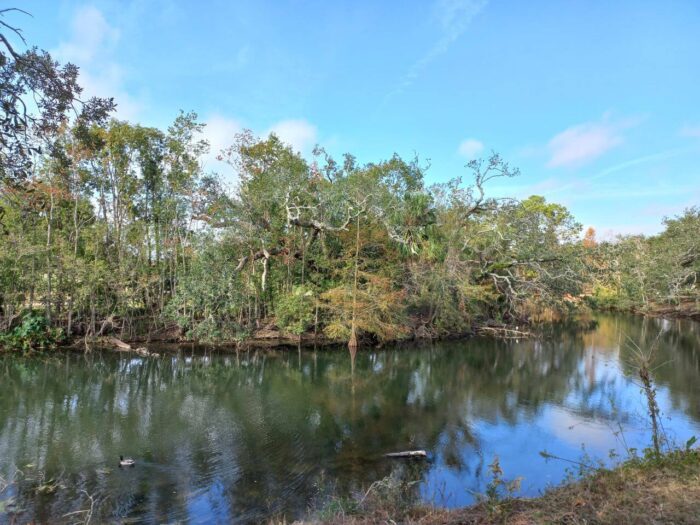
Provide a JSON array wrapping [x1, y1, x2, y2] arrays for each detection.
[[632, 299, 700, 322], [55, 321, 536, 355], [1, 312, 539, 353], [592, 298, 700, 323], [306, 449, 700, 524]]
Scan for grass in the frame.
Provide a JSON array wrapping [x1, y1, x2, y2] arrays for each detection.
[[298, 449, 700, 524]]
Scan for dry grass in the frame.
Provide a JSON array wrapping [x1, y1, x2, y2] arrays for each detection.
[[298, 450, 700, 524]]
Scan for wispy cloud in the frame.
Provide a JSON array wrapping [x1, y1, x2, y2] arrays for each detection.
[[487, 147, 692, 209], [546, 115, 639, 168], [641, 197, 700, 219], [385, 0, 487, 101], [54, 5, 141, 120], [211, 45, 252, 74], [540, 148, 689, 197], [559, 183, 698, 201], [586, 148, 687, 181], [680, 124, 700, 138], [457, 138, 484, 158]]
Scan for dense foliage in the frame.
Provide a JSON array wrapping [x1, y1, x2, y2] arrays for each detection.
[[0, 120, 591, 345], [584, 211, 700, 312], [0, 10, 697, 350]]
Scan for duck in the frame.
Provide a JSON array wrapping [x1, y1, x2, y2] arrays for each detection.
[[118, 455, 136, 468]]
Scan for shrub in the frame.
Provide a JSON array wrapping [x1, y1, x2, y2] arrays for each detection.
[[0, 310, 64, 352], [275, 286, 315, 335]]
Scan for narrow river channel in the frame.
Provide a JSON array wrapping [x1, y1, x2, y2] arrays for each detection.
[[1, 313, 699, 523]]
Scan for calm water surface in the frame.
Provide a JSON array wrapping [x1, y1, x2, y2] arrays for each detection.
[[1, 314, 699, 523]]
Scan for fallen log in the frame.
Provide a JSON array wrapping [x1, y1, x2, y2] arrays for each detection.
[[102, 337, 159, 357], [384, 450, 427, 458], [106, 337, 131, 350]]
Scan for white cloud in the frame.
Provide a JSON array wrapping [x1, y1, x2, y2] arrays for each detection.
[[267, 119, 318, 155], [546, 117, 630, 168], [54, 5, 141, 121], [203, 115, 243, 156], [596, 224, 662, 239], [457, 138, 484, 158], [200, 115, 320, 182], [201, 114, 243, 180], [203, 116, 319, 161], [55, 6, 119, 64]]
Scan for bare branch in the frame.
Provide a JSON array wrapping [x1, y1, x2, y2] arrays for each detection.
[[284, 194, 357, 232]]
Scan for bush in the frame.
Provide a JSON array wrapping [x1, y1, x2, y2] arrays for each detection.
[[0, 310, 64, 352], [183, 316, 249, 343], [275, 286, 316, 335], [588, 284, 622, 309]]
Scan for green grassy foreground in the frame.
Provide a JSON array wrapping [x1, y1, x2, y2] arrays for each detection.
[[300, 449, 700, 524]]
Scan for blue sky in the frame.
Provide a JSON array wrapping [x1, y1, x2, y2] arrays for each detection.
[[15, 0, 700, 236]]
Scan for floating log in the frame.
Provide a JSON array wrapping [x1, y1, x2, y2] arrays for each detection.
[[384, 450, 427, 458], [476, 326, 533, 339], [133, 346, 158, 357]]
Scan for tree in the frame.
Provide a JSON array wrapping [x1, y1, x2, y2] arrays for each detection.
[[583, 226, 597, 248], [586, 208, 699, 311], [0, 7, 114, 183]]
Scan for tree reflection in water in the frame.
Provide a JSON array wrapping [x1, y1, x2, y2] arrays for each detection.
[[0, 314, 699, 523]]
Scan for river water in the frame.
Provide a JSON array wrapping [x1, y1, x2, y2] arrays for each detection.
[[1, 314, 699, 523]]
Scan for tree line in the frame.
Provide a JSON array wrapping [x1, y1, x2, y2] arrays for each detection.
[[0, 9, 697, 350]]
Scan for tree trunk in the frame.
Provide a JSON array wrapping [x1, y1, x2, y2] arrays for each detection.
[[68, 188, 80, 337], [349, 213, 360, 350], [45, 189, 54, 325]]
